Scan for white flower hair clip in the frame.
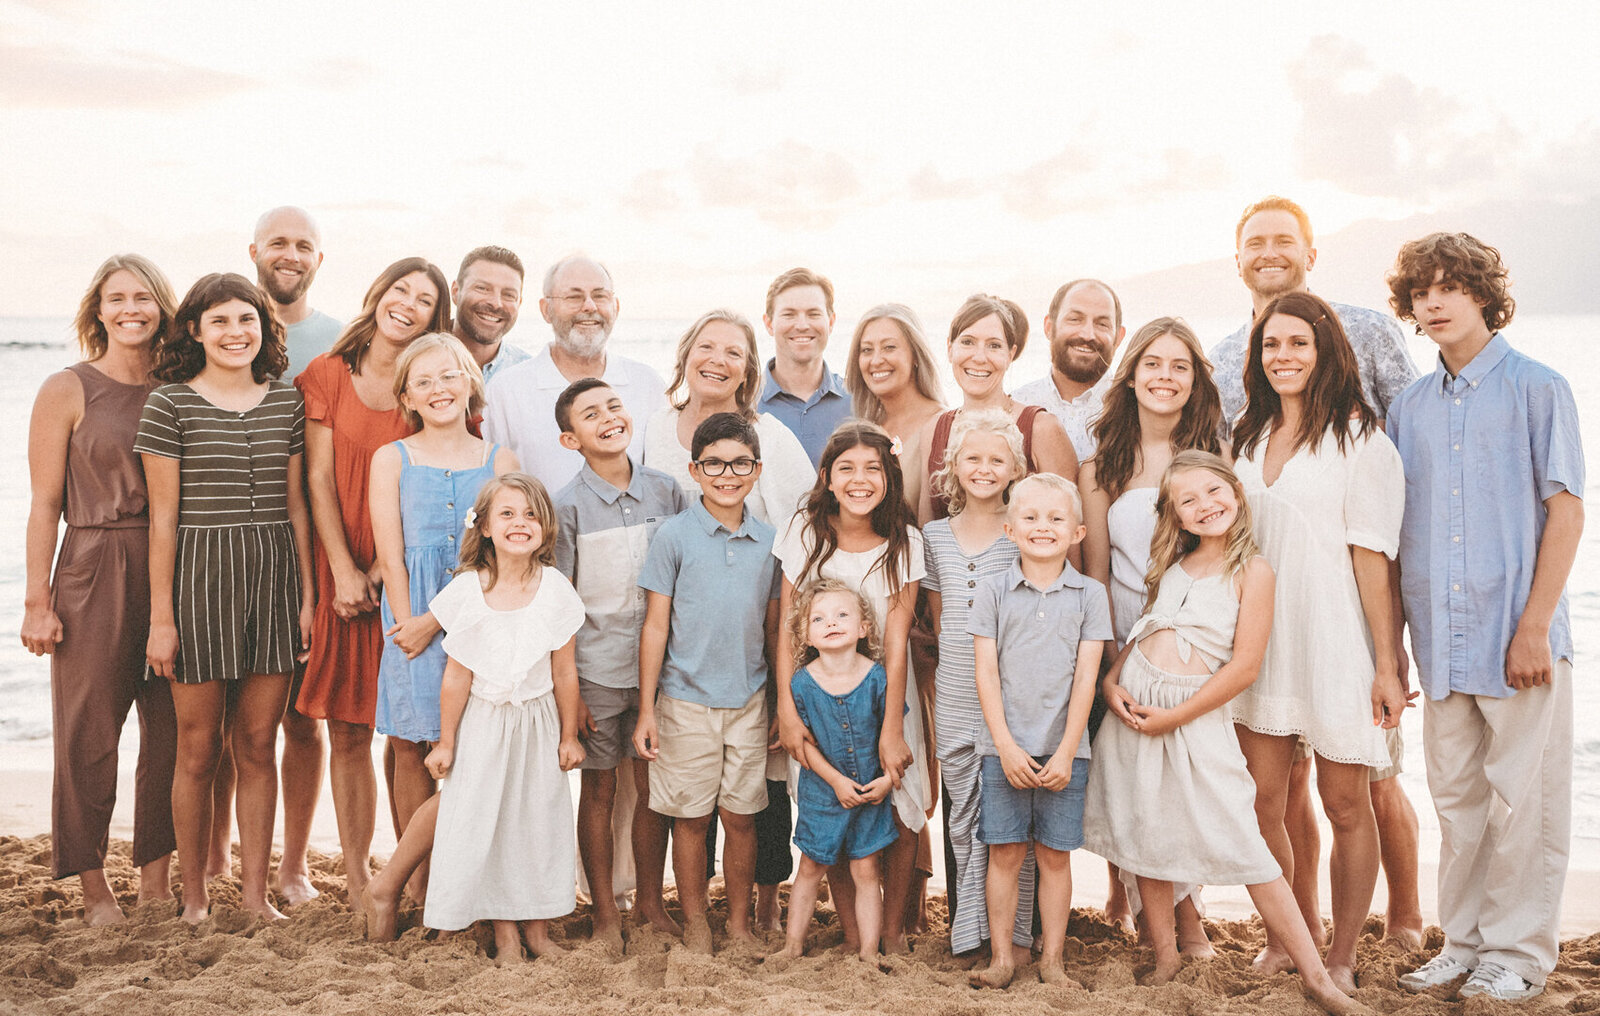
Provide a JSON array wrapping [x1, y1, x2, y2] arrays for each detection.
[[463, 508, 478, 530], [889, 436, 904, 458]]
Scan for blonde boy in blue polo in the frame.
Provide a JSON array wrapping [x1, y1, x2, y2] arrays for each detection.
[[968, 473, 1111, 989]]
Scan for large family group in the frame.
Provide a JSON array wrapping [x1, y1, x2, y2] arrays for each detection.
[[22, 196, 1581, 1012]]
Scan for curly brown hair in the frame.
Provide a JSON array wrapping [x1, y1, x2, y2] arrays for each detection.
[[153, 273, 288, 384], [1387, 232, 1515, 334]]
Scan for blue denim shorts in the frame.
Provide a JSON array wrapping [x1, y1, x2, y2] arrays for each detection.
[[977, 755, 1089, 852]]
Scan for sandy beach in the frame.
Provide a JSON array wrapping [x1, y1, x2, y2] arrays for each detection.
[[5, 738, 1600, 1014]]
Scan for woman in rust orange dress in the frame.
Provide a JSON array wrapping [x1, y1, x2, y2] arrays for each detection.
[[295, 257, 450, 908]]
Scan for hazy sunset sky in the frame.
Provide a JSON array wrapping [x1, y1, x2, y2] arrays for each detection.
[[2, 0, 1595, 327]]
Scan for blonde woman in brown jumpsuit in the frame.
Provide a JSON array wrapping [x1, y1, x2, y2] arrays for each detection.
[[22, 255, 180, 925]]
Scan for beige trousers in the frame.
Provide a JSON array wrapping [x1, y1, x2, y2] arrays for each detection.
[[1424, 659, 1572, 986]]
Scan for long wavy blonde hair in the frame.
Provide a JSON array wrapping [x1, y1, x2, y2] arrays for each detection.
[[930, 408, 1025, 516], [1143, 450, 1258, 610], [788, 578, 884, 668]]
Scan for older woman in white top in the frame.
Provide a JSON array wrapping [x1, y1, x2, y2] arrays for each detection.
[[643, 309, 812, 524]]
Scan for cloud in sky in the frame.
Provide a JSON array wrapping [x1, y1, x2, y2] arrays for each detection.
[[0, 42, 258, 108], [687, 141, 864, 230], [1289, 35, 1520, 201]]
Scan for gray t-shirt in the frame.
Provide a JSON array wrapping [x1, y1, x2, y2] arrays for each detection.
[[1211, 300, 1419, 428], [967, 560, 1113, 760], [284, 310, 344, 384]]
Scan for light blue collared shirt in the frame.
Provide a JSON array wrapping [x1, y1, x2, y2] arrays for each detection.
[[1387, 333, 1584, 700], [480, 340, 531, 385], [637, 498, 780, 708], [757, 359, 854, 466]]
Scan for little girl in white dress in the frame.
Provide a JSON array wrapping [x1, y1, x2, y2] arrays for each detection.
[[1084, 452, 1361, 1016], [423, 473, 586, 963]]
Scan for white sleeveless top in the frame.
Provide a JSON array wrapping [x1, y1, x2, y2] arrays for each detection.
[[1127, 562, 1242, 674], [1106, 487, 1159, 645]]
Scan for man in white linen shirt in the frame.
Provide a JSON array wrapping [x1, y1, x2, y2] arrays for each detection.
[[483, 255, 667, 492]]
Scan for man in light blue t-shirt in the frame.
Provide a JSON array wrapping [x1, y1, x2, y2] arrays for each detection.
[[252, 205, 342, 382]]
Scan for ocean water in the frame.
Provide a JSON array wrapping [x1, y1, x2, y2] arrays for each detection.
[[2, 313, 1596, 849]]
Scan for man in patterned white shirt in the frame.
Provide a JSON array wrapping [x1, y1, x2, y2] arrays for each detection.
[[1212, 196, 1419, 424], [1214, 194, 1425, 953], [1013, 279, 1126, 462]]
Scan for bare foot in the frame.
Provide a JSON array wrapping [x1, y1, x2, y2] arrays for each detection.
[[1146, 954, 1182, 985], [346, 871, 370, 919], [1252, 945, 1296, 975], [83, 896, 126, 927], [726, 925, 762, 950], [772, 941, 804, 960], [243, 898, 288, 922], [1309, 981, 1371, 1016], [1179, 937, 1217, 959], [683, 916, 714, 955], [756, 914, 783, 933], [1383, 924, 1424, 952], [592, 923, 624, 957], [637, 903, 682, 937], [1039, 954, 1080, 986], [969, 960, 1015, 989], [274, 870, 320, 907], [137, 888, 175, 905], [530, 939, 567, 959], [494, 944, 526, 967], [1105, 904, 1135, 934], [881, 933, 911, 956], [180, 904, 209, 926], [1327, 964, 1357, 994], [362, 886, 397, 941]]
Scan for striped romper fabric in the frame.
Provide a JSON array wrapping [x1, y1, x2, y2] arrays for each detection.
[[922, 518, 1035, 954], [135, 381, 305, 684]]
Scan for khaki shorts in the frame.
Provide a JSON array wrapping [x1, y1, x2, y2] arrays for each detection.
[[648, 690, 769, 819], [1292, 727, 1404, 781]]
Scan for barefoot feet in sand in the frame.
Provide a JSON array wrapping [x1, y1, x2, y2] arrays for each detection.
[[683, 916, 714, 955], [969, 960, 1015, 989], [1252, 945, 1296, 975]]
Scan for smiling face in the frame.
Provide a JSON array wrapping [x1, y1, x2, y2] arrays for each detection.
[[250, 208, 322, 307], [684, 319, 751, 405], [452, 259, 522, 347], [1169, 467, 1239, 541], [1260, 312, 1319, 400], [541, 258, 617, 358], [485, 486, 543, 560], [97, 268, 163, 352], [399, 346, 471, 428], [190, 298, 263, 372], [949, 312, 1012, 400], [1409, 270, 1493, 355], [857, 318, 916, 398], [1046, 283, 1123, 385], [374, 271, 441, 348], [1005, 482, 1084, 564], [765, 283, 834, 373], [689, 436, 761, 514], [1131, 332, 1195, 416], [1236, 209, 1315, 301], [827, 443, 886, 519], [953, 430, 1020, 506], [559, 384, 632, 456], [805, 589, 868, 655]]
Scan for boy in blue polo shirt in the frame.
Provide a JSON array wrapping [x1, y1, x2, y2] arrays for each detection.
[[968, 472, 1112, 989], [1386, 233, 1584, 1002], [552, 378, 689, 949], [634, 412, 781, 955]]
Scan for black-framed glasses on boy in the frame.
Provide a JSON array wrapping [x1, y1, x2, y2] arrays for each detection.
[[694, 456, 758, 476], [406, 370, 467, 394]]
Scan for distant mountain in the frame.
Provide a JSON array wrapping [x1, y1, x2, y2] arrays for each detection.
[[1114, 197, 1600, 321]]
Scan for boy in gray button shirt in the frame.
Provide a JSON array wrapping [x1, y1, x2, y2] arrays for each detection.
[[552, 378, 689, 948], [967, 473, 1112, 989]]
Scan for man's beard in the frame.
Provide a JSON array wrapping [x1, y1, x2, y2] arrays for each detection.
[[1053, 343, 1111, 386], [554, 325, 608, 359], [258, 269, 312, 307]]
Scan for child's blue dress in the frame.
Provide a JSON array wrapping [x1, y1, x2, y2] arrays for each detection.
[[791, 661, 898, 865], [375, 441, 499, 742]]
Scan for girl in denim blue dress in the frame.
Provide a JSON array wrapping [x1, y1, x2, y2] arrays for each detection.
[[774, 578, 897, 966], [370, 334, 516, 857]]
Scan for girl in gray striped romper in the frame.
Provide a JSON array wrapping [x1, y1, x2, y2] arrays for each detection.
[[921, 409, 1028, 956], [136, 273, 315, 924]]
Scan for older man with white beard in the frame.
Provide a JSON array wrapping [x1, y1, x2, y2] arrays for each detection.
[[482, 255, 666, 491]]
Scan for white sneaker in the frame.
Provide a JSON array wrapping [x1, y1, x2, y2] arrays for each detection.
[[1398, 954, 1472, 992], [1458, 961, 1542, 1001]]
